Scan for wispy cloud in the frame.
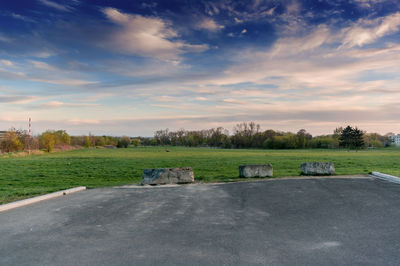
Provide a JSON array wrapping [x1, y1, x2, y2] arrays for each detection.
[[270, 25, 331, 56], [36, 101, 99, 109], [0, 64, 95, 87], [102, 7, 208, 60], [354, 0, 393, 8], [38, 0, 73, 12], [66, 119, 100, 125], [0, 34, 12, 43], [31, 78, 96, 86], [196, 18, 224, 31], [209, 11, 400, 88], [28, 60, 57, 71], [341, 12, 400, 48], [10, 13, 36, 23], [0, 59, 13, 66], [0, 95, 40, 104]]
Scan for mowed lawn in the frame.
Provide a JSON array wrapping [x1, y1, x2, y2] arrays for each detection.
[[1, 147, 400, 204]]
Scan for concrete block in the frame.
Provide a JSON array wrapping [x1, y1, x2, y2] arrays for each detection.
[[239, 164, 273, 178], [301, 162, 335, 175], [142, 167, 194, 185], [370, 172, 400, 184]]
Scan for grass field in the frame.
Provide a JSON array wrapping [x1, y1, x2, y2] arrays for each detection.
[[1, 146, 400, 204]]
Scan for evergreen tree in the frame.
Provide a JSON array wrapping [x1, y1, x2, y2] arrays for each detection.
[[339, 125, 365, 150], [351, 127, 365, 150], [339, 126, 353, 150]]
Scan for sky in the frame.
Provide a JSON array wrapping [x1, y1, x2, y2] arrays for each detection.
[[1, 0, 400, 136]]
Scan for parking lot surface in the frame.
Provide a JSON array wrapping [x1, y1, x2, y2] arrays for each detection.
[[1, 177, 400, 265]]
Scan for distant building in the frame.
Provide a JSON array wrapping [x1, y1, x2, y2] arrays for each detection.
[[391, 134, 400, 146]]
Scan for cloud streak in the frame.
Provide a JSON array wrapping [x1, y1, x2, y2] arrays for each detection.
[[35, 101, 99, 109], [0, 95, 39, 104], [38, 0, 73, 12], [341, 12, 400, 48]]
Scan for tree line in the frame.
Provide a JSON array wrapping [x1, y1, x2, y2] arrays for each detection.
[[0, 122, 396, 153], [150, 122, 395, 149], [0, 128, 140, 153]]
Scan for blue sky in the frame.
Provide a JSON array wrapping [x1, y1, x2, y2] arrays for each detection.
[[1, 0, 400, 136]]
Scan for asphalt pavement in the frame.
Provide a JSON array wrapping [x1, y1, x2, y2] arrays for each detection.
[[1, 176, 400, 265]]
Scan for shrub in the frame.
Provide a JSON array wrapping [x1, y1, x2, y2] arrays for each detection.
[[117, 136, 131, 148], [96, 137, 106, 146], [39, 130, 71, 152], [40, 131, 56, 152], [0, 130, 24, 152], [132, 138, 140, 147]]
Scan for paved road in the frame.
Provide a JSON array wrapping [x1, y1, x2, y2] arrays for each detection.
[[1, 177, 400, 265]]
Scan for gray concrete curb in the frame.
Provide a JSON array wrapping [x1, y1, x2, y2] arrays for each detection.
[[0, 186, 86, 213], [370, 172, 400, 184]]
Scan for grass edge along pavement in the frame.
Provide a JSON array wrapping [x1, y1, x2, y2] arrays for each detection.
[[0, 186, 86, 213], [1, 146, 400, 204]]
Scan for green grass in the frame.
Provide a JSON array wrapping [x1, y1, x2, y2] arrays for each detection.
[[1, 146, 400, 204]]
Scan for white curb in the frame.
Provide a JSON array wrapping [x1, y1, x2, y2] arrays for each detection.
[[370, 172, 400, 184], [0, 186, 86, 213]]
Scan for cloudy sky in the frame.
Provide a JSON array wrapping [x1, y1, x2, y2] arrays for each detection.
[[1, 0, 400, 136]]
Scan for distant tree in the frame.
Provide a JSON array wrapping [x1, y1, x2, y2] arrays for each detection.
[[368, 139, 384, 148], [364, 133, 384, 148], [296, 129, 312, 148], [271, 135, 285, 149], [150, 138, 158, 146], [339, 126, 353, 150], [352, 127, 365, 150], [232, 122, 260, 148], [222, 134, 232, 148], [40, 131, 56, 152], [208, 127, 228, 147], [117, 136, 131, 148], [84, 136, 91, 148], [104, 136, 118, 146], [263, 138, 273, 149], [154, 129, 170, 145], [95, 136, 106, 146], [264, 129, 277, 139], [185, 134, 196, 147], [333, 127, 343, 138], [168, 131, 179, 146], [132, 138, 140, 147], [339, 126, 365, 150], [138, 137, 151, 146], [262, 129, 277, 149], [251, 132, 266, 148], [384, 132, 395, 147], [311, 135, 338, 149], [283, 133, 298, 149], [0, 129, 24, 152], [269, 133, 297, 149], [54, 130, 71, 145]]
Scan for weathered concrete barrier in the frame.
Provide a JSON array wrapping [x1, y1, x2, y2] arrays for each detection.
[[371, 172, 400, 184], [142, 167, 194, 185], [239, 164, 273, 178], [301, 162, 335, 175]]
